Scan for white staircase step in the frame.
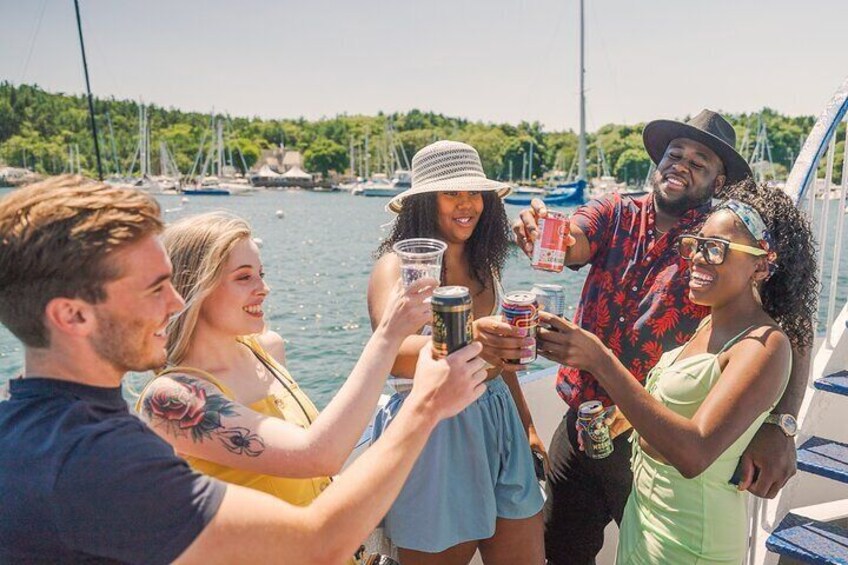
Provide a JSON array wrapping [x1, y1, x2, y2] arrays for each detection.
[[791, 500, 848, 524]]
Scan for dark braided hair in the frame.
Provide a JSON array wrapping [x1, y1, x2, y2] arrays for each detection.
[[375, 191, 512, 289], [717, 179, 819, 349]]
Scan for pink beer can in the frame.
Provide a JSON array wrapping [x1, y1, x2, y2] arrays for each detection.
[[530, 211, 575, 273]]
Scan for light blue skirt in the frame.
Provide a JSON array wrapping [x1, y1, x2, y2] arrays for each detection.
[[371, 376, 544, 553]]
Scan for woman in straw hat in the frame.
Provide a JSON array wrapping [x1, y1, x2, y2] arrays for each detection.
[[368, 141, 545, 564]]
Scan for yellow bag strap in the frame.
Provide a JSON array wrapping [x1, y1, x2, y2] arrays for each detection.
[[238, 335, 315, 425], [238, 335, 297, 386]]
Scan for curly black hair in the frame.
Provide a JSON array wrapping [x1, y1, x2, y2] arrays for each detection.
[[375, 191, 512, 289], [717, 179, 819, 349]]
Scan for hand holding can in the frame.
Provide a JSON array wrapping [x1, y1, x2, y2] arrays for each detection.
[[530, 212, 577, 273], [430, 286, 474, 359], [512, 198, 547, 256], [501, 291, 539, 365]]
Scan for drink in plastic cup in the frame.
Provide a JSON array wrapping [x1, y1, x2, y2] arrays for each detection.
[[393, 238, 447, 288]]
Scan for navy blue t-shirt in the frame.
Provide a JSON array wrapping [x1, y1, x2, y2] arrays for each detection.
[[0, 378, 226, 564]]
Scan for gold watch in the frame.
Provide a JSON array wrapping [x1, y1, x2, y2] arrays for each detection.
[[763, 413, 798, 437]]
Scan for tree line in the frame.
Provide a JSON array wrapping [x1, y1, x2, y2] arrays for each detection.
[[1, 82, 840, 184]]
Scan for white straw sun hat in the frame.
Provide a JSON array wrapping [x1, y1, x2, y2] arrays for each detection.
[[387, 140, 512, 213]]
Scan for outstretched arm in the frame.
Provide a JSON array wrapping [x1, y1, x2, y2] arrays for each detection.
[[141, 277, 435, 478], [176, 343, 489, 564], [512, 198, 591, 266], [367, 253, 431, 378], [536, 312, 791, 479]]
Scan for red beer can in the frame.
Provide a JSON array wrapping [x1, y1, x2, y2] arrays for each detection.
[[502, 291, 538, 365], [531, 211, 575, 273]]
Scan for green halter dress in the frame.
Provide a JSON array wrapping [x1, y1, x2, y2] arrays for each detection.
[[616, 318, 790, 564]]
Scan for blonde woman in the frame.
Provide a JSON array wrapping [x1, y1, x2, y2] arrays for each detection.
[[138, 212, 437, 513]]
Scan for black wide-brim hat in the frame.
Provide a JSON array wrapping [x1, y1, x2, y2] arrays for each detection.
[[643, 109, 753, 185]]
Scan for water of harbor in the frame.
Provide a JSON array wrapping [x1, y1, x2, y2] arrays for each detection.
[[1, 189, 845, 408], [0, 189, 587, 408]]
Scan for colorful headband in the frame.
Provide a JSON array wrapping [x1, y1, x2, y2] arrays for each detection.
[[716, 199, 777, 276]]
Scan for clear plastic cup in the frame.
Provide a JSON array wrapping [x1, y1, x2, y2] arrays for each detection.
[[392, 238, 447, 288]]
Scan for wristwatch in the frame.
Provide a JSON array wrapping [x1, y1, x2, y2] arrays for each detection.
[[763, 413, 798, 437]]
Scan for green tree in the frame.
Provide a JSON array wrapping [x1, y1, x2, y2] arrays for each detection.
[[304, 137, 347, 177], [614, 148, 652, 185]]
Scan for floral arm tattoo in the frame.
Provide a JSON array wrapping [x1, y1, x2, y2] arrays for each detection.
[[142, 375, 266, 457]]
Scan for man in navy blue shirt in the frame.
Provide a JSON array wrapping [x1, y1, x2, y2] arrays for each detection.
[[0, 175, 489, 564]]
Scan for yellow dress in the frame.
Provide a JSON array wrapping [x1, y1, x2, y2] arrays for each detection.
[[139, 335, 331, 507]]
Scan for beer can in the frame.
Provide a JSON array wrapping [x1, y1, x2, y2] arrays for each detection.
[[531, 283, 566, 317], [364, 555, 400, 565], [502, 291, 538, 365], [431, 286, 473, 359], [531, 211, 572, 273], [578, 400, 614, 459]]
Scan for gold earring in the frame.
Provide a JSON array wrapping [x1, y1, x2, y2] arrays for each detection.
[[751, 280, 762, 305]]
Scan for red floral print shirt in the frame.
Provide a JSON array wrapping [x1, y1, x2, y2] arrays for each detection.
[[556, 193, 711, 409]]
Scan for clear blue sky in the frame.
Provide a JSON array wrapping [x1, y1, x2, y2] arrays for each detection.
[[1, 0, 846, 131]]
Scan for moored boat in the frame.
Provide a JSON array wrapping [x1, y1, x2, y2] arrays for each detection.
[[504, 180, 586, 206]]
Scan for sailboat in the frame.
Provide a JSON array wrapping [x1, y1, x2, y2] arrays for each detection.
[[107, 103, 167, 192], [359, 124, 412, 197], [185, 117, 254, 196]]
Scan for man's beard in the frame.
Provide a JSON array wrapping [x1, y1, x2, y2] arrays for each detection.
[[91, 310, 165, 374], [651, 173, 713, 217]]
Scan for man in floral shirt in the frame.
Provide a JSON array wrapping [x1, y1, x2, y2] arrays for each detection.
[[515, 110, 805, 564]]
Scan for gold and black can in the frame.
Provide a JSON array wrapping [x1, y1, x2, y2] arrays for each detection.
[[577, 400, 614, 459], [431, 286, 473, 359]]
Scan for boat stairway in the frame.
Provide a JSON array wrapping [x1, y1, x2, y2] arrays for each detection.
[[751, 74, 848, 565], [765, 370, 848, 564]]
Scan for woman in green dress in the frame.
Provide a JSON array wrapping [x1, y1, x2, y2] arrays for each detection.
[[536, 179, 817, 564]]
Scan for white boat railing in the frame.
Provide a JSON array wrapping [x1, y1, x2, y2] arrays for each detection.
[[746, 75, 848, 565], [786, 76, 848, 344]]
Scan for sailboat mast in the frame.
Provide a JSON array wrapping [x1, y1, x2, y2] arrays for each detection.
[[577, 0, 587, 182], [73, 0, 104, 180], [106, 111, 121, 176], [216, 119, 224, 178], [138, 104, 146, 177], [365, 132, 370, 179], [145, 106, 151, 177]]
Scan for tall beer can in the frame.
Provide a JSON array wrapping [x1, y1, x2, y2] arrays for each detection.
[[502, 291, 539, 365], [431, 286, 473, 359], [530, 211, 573, 273], [531, 283, 566, 317], [578, 400, 614, 459]]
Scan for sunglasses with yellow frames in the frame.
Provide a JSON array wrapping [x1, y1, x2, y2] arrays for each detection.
[[677, 234, 767, 266]]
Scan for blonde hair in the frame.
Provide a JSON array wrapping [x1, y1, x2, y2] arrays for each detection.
[[163, 211, 252, 364], [0, 175, 162, 347]]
